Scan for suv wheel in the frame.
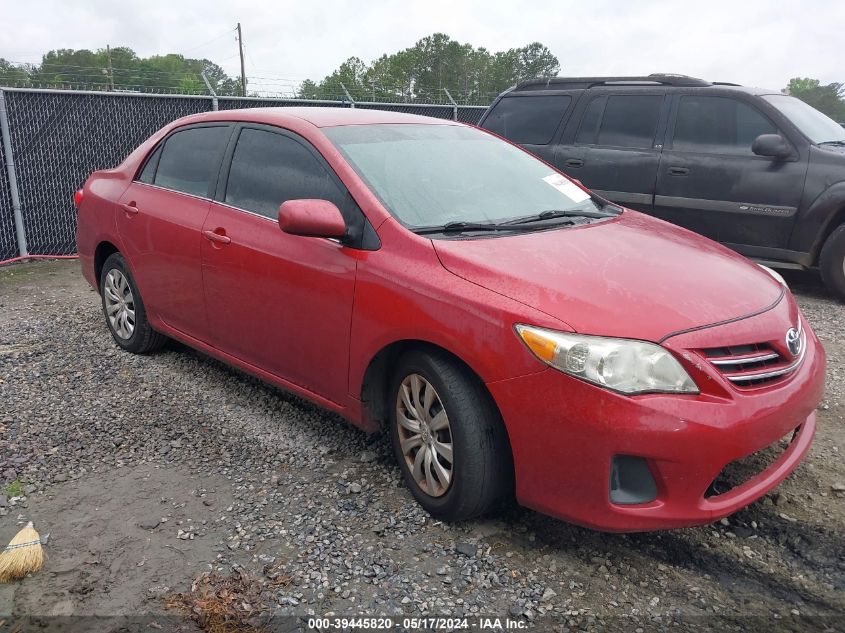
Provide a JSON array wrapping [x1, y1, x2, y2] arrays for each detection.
[[99, 253, 167, 353], [389, 350, 513, 521], [820, 224, 845, 302]]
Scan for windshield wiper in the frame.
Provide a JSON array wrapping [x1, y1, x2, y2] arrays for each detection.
[[819, 140, 845, 147], [414, 221, 550, 235], [503, 207, 616, 226]]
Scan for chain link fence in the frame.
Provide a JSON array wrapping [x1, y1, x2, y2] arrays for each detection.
[[0, 88, 488, 260], [0, 134, 16, 260]]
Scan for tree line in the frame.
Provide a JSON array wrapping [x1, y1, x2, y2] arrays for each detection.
[[0, 35, 843, 118], [298, 33, 559, 104]]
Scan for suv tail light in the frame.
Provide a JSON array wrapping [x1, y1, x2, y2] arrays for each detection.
[[73, 189, 83, 208]]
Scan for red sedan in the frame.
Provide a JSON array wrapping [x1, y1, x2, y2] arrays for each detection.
[[75, 108, 825, 531]]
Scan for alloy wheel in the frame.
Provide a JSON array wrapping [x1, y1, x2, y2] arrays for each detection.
[[396, 373, 454, 497], [103, 269, 136, 339]]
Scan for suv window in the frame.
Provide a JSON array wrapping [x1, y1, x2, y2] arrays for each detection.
[[672, 96, 777, 153], [576, 95, 663, 149], [224, 128, 347, 219], [153, 126, 229, 196], [484, 95, 571, 145]]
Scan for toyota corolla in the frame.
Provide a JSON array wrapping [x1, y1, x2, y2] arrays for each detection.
[[75, 108, 825, 531]]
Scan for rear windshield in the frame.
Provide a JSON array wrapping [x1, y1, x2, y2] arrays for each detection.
[[324, 123, 606, 229]]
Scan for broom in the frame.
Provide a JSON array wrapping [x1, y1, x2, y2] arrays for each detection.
[[0, 522, 43, 582]]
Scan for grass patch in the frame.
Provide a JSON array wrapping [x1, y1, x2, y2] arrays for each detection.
[[3, 479, 23, 498]]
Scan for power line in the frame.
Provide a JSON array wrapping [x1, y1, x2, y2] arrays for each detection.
[[178, 27, 238, 55]]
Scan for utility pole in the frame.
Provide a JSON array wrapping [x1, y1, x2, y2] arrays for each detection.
[[236, 23, 246, 97], [106, 45, 115, 91]]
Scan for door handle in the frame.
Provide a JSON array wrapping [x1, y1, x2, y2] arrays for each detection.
[[203, 229, 231, 245], [668, 166, 689, 176], [121, 203, 139, 215], [564, 158, 584, 168]]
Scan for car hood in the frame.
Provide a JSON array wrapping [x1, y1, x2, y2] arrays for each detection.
[[432, 211, 784, 342]]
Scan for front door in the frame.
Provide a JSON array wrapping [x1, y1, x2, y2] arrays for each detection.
[[200, 125, 359, 405], [654, 94, 809, 247], [555, 92, 667, 212], [116, 124, 230, 338]]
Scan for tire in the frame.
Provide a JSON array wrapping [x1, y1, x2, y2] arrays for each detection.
[[99, 252, 167, 354], [389, 349, 514, 521], [820, 224, 845, 302]]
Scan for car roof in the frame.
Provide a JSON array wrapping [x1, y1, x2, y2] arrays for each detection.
[[171, 106, 457, 129]]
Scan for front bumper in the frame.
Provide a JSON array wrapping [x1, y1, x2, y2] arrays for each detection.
[[489, 304, 826, 532]]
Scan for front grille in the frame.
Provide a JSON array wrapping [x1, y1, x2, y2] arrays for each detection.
[[699, 323, 805, 389], [705, 427, 799, 498]]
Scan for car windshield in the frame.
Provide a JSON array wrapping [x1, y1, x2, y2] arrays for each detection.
[[763, 94, 845, 144], [323, 123, 612, 230]]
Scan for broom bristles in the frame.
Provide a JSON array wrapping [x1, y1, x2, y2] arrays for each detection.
[[0, 521, 43, 582]]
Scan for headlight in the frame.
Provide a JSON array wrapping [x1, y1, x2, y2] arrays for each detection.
[[515, 324, 699, 395], [758, 264, 787, 287]]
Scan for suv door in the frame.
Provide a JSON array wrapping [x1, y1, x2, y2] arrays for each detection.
[[481, 93, 574, 163], [654, 93, 809, 247], [555, 91, 668, 212], [201, 125, 360, 406], [117, 124, 231, 338]]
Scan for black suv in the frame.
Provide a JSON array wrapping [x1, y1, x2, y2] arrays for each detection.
[[479, 74, 845, 300]]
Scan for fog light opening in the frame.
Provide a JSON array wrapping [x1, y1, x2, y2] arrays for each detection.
[[610, 455, 658, 505]]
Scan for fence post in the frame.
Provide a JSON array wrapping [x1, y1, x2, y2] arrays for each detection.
[[201, 72, 218, 111], [340, 83, 355, 109], [0, 89, 28, 258], [443, 88, 458, 121]]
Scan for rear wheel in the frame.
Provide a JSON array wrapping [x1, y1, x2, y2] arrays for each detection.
[[389, 350, 513, 521], [820, 224, 845, 302], [99, 253, 166, 353]]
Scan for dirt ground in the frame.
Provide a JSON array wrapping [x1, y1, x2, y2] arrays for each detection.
[[0, 260, 843, 632]]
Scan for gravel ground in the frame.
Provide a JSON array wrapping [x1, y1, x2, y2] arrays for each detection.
[[0, 260, 843, 632]]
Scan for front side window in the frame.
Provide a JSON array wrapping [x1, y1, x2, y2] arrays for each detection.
[[325, 123, 610, 229], [483, 95, 571, 145], [225, 128, 347, 219], [153, 126, 229, 196], [672, 96, 777, 153]]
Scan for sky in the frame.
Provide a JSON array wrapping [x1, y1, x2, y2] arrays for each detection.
[[1, 0, 842, 95]]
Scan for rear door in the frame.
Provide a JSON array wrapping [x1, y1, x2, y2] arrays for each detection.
[[117, 124, 231, 339], [481, 93, 574, 163], [555, 91, 668, 212], [654, 93, 808, 247]]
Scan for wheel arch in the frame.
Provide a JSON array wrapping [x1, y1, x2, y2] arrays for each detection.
[[813, 203, 845, 263], [94, 240, 121, 289], [359, 339, 510, 442]]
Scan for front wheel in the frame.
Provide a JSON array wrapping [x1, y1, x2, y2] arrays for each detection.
[[389, 350, 513, 521], [99, 253, 167, 354], [820, 224, 845, 302]]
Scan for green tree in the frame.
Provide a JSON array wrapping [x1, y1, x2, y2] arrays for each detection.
[[0, 47, 241, 95], [786, 77, 845, 121], [300, 33, 560, 104]]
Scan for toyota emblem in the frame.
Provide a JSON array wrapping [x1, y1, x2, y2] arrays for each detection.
[[785, 327, 802, 357]]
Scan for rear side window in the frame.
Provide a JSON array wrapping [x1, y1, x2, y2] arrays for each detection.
[[484, 95, 571, 145], [575, 97, 604, 144], [153, 126, 229, 197], [224, 128, 347, 219], [137, 145, 162, 184], [595, 95, 663, 148], [672, 96, 777, 153]]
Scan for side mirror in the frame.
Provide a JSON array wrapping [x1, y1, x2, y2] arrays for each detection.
[[278, 199, 346, 239], [752, 134, 792, 159]]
